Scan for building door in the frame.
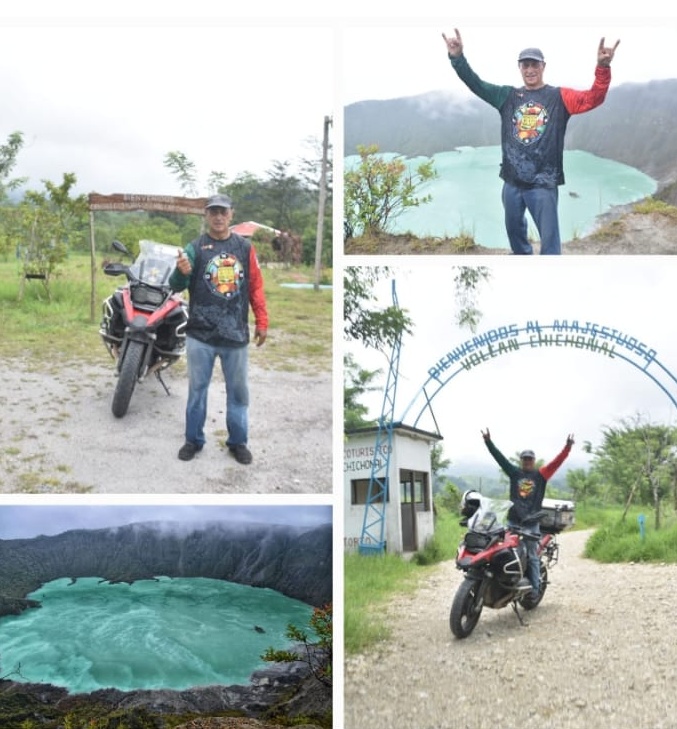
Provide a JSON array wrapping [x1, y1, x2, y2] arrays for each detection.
[[400, 472, 418, 552]]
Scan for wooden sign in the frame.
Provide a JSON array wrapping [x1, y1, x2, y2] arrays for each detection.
[[88, 193, 208, 215]]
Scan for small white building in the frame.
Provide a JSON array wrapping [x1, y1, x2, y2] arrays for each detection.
[[344, 423, 442, 554]]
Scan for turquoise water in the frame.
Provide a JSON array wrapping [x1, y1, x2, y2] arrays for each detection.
[[0, 577, 313, 694], [345, 147, 657, 247]]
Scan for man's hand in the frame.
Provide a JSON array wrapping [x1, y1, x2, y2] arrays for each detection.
[[254, 328, 267, 347], [481, 428, 491, 442], [176, 249, 192, 276], [597, 37, 620, 67], [442, 29, 463, 58], [566, 433, 575, 447]]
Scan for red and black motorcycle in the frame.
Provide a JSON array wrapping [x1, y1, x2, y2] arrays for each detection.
[[449, 492, 571, 639], [99, 239, 188, 418]]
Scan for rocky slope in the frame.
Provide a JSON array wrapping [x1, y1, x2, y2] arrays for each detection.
[[0, 521, 332, 614]]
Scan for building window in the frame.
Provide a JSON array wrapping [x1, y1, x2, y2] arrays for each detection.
[[399, 470, 430, 511], [351, 478, 389, 505]]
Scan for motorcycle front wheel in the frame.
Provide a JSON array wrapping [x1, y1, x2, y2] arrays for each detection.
[[112, 340, 145, 418], [450, 578, 483, 639]]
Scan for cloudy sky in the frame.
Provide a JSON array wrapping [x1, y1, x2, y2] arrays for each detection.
[[0, 503, 332, 540], [0, 20, 333, 198], [342, 23, 677, 106], [344, 258, 677, 474]]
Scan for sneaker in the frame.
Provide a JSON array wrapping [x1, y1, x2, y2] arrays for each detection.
[[229, 443, 253, 465], [528, 589, 540, 602], [178, 442, 202, 461]]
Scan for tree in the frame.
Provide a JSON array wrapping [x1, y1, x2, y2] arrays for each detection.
[[344, 354, 381, 430], [13, 172, 89, 300], [261, 603, 332, 688], [589, 415, 677, 528], [431, 443, 451, 488], [566, 467, 602, 502], [453, 266, 491, 332], [343, 266, 413, 352], [163, 151, 198, 196], [0, 130, 27, 201], [265, 159, 306, 232], [344, 143, 436, 237]]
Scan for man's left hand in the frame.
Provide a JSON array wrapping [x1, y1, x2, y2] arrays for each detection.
[[254, 328, 267, 347], [566, 433, 575, 447], [598, 37, 620, 66]]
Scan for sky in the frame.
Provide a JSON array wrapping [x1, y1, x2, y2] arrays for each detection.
[[0, 504, 332, 540], [0, 22, 333, 198], [342, 23, 677, 106], [344, 258, 677, 475]]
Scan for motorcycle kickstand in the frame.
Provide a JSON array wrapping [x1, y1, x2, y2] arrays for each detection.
[[155, 370, 171, 396], [511, 600, 528, 627]]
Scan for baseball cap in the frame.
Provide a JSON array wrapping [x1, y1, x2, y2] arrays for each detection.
[[519, 449, 536, 460], [518, 48, 545, 63], [205, 193, 233, 209]]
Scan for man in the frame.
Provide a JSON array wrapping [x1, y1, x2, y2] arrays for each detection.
[[169, 193, 268, 465], [443, 30, 620, 254], [481, 428, 574, 599]]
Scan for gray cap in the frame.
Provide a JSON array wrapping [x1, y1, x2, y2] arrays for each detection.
[[520, 449, 536, 460], [518, 48, 545, 63], [205, 193, 233, 209]]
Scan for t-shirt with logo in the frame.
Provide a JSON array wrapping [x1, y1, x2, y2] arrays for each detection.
[[483, 438, 572, 524], [449, 54, 611, 188]]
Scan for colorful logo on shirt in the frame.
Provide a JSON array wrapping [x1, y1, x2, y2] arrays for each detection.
[[203, 252, 244, 299], [513, 101, 549, 144], [518, 479, 535, 498]]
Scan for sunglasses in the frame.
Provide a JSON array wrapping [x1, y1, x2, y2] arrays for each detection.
[[207, 207, 231, 216]]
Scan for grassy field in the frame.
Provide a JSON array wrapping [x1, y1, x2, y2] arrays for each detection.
[[344, 510, 464, 654], [0, 252, 332, 371]]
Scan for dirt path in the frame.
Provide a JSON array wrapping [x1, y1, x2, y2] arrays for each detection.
[[0, 356, 331, 494], [344, 529, 677, 729]]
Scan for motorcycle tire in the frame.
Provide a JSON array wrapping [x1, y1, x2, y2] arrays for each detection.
[[519, 562, 548, 611], [111, 340, 145, 418], [450, 578, 483, 639]]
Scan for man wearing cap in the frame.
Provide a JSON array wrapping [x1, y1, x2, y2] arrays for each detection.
[[480, 429, 574, 599], [443, 30, 620, 254], [169, 193, 268, 465]]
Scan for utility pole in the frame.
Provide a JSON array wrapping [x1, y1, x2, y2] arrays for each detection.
[[314, 115, 332, 290]]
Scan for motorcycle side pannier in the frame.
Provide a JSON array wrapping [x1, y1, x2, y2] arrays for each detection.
[[539, 498, 575, 534]]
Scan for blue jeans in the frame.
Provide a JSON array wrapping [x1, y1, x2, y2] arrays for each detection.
[[510, 521, 541, 593], [185, 335, 249, 448], [502, 182, 561, 255]]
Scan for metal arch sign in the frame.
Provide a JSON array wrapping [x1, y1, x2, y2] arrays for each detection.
[[399, 318, 677, 428]]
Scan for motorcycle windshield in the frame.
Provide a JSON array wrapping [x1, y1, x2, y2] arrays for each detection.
[[129, 240, 180, 287], [467, 497, 513, 534]]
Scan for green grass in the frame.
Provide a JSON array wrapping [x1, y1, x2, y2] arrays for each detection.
[[0, 253, 332, 371], [582, 502, 677, 562], [344, 551, 426, 654], [344, 511, 464, 654], [632, 198, 677, 218]]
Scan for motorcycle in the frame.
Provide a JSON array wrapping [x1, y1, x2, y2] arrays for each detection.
[[449, 492, 562, 639], [99, 239, 188, 418]]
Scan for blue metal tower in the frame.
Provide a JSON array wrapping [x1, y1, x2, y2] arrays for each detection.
[[358, 280, 402, 555]]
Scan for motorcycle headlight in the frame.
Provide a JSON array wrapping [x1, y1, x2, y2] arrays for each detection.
[[131, 286, 164, 307]]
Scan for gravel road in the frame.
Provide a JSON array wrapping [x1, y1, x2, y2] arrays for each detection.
[[0, 355, 331, 494], [344, 529, 677, 729]]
